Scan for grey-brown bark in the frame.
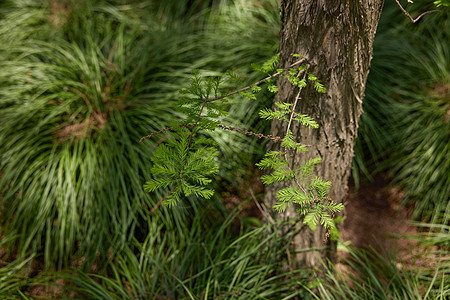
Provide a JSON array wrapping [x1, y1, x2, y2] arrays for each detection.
[[265, 0, 384, 267]]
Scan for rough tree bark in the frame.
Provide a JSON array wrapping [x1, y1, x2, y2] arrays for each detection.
[[265, 0, 384, 267]]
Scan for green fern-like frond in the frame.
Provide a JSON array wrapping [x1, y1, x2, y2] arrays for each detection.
[[256, 151, 288, 170], [281, 130, 308, 152], [288, 68, 298, 76], [307, 73, 317, 81], [268, 84, 278, 93], [178, 72, 229, 127], [306, 72, 326, 93], [240, 90, 257, 100], [310, 177, 332, 199], [314, 81, 326, 93], [260, 53, 280, 73], [258, 101, 296, 121], [144, 128, 218, 206], [286, 76, 307, 88], [273, 202, 288, 213], [143, 178, 173, 193], [304, 211, 319, 227], [276, 186, 312, 208], [324, 201, 344, 214], [295, 157, 322, 179], [251, 85, 262, 93], [181, 182, 215, 198], [260, 167, 294, 185], [320, 212, 335, 229], [258, 107, 288, 121], [293, 113, 319, 128]]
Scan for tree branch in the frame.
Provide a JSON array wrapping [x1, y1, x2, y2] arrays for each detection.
[[150, 186, 177, 213], [140, 58, 308, 143], [204, 58, 307, 103], [139, 124, 194, 142], [394, 0, 440, 23], [286, 66, 309, 136]]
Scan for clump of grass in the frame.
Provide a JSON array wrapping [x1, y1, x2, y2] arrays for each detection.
[[314, 217, 450, 300], [0, 235, 49, 299], [0, 0, 212, 269], [64, 206, 312, 300], [353, 1, 449, 221], [0, 0, 282, 274], [314, 245, 449, 300]]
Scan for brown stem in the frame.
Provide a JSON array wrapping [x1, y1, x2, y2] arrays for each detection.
[[283, 67, 310, 196], [180, 99, 207, 181], [394, 0, 440, 23], [217, 124, 283, 142], [150, 187, 177, 213], [140, 124, 195, 142], [204, 58, 306, 103], [285, 67, 309, 136]]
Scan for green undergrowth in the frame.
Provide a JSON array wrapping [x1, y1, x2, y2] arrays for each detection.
[[315, 248, 449, 300], [353, 0, 449, 222], [0, 0, 449, 299], [0, 0, 279, 270], [314, 219, 450, 300], [63, 205, 312, 299], [0, 0, 188, 269]]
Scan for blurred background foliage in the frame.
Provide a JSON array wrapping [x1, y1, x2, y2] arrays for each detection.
[[354, 0, 450, 224], [0, 0, 448, 298]]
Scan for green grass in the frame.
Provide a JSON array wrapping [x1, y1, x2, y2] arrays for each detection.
[[0, 0, 282, 269], [64, 207, 311, 299], [353, 1, 449, 221], [1, 0, 449, 298], [0, 0, 212, 269], [0, 238, 35, 299], [314, 217, 450, 300], [314, 246, 449, 300]]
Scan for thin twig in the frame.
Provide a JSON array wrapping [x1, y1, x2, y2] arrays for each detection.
[[286, 247, 294, 273], [186, 98, 207, 149], [250, 189, 275, 225], [180, 99, 207, 181], [217, 124, 283, 142], [142, 123, 288, 143], [283, 67, 310, 196], [285, 66, 309, 136], [394, 0, 440, 23], [139, 124, 195, 142], [204, 58, 307, 103], [150, 187, 176, 213]]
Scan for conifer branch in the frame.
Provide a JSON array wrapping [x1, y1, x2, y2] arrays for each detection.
[[186, 98, 207, 149], [283, 67, 310, 196], [204, 58, 306, 103], [139, 124, 195, 142], [217, 124, 283, 142], [180, 99, 208, 182], [142, 54, 342, 239], [286, 67, 309, 136], [151, 186, 177, 213]]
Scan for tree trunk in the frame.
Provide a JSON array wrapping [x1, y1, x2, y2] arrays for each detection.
[[265, 0, 384, 267]]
